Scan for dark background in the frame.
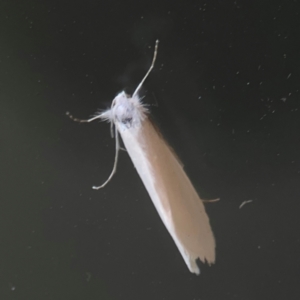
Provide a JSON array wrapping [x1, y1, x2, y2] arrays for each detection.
[[1, 0, 299, 299]]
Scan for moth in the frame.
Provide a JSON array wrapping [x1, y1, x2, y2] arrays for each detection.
[[67, 40, 216, 274]]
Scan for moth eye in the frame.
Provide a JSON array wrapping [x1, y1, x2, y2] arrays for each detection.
[[122, 117, 132, 127]]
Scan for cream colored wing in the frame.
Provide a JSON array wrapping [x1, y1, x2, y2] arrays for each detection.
[[118, 118, 215, 274]]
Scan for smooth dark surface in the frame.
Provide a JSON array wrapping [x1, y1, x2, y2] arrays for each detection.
[[1, 0, 299, 299]]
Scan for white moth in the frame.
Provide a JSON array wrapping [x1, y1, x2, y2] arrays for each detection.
[[67, 40, 216, 275]]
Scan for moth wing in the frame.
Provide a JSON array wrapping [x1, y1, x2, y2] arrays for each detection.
[[136, 119, 216, 274]]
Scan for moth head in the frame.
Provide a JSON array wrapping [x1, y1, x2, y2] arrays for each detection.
[[112, 91, 146, 129]]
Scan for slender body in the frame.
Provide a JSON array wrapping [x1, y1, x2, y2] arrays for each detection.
[[67, 40, 216, 274]]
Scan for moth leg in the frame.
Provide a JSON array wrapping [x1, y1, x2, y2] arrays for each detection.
[[119, 138, 126, 151], [92, 125, 120, 189], [202, 198, 220, 203]]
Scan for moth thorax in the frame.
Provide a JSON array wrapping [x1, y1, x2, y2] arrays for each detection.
[[113, 101, 135, 129]]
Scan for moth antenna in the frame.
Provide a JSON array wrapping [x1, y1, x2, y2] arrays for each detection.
[[132, 40, 159, 98], [66, 111, 102, 123], [92, 125, 120, 189]]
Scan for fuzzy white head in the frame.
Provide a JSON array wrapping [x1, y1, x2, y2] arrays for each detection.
[[101, 91, 147, 131]]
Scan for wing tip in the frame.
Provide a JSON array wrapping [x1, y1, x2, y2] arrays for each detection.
[[186, 254, 216, 275], [188, 257, 201, 275]]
